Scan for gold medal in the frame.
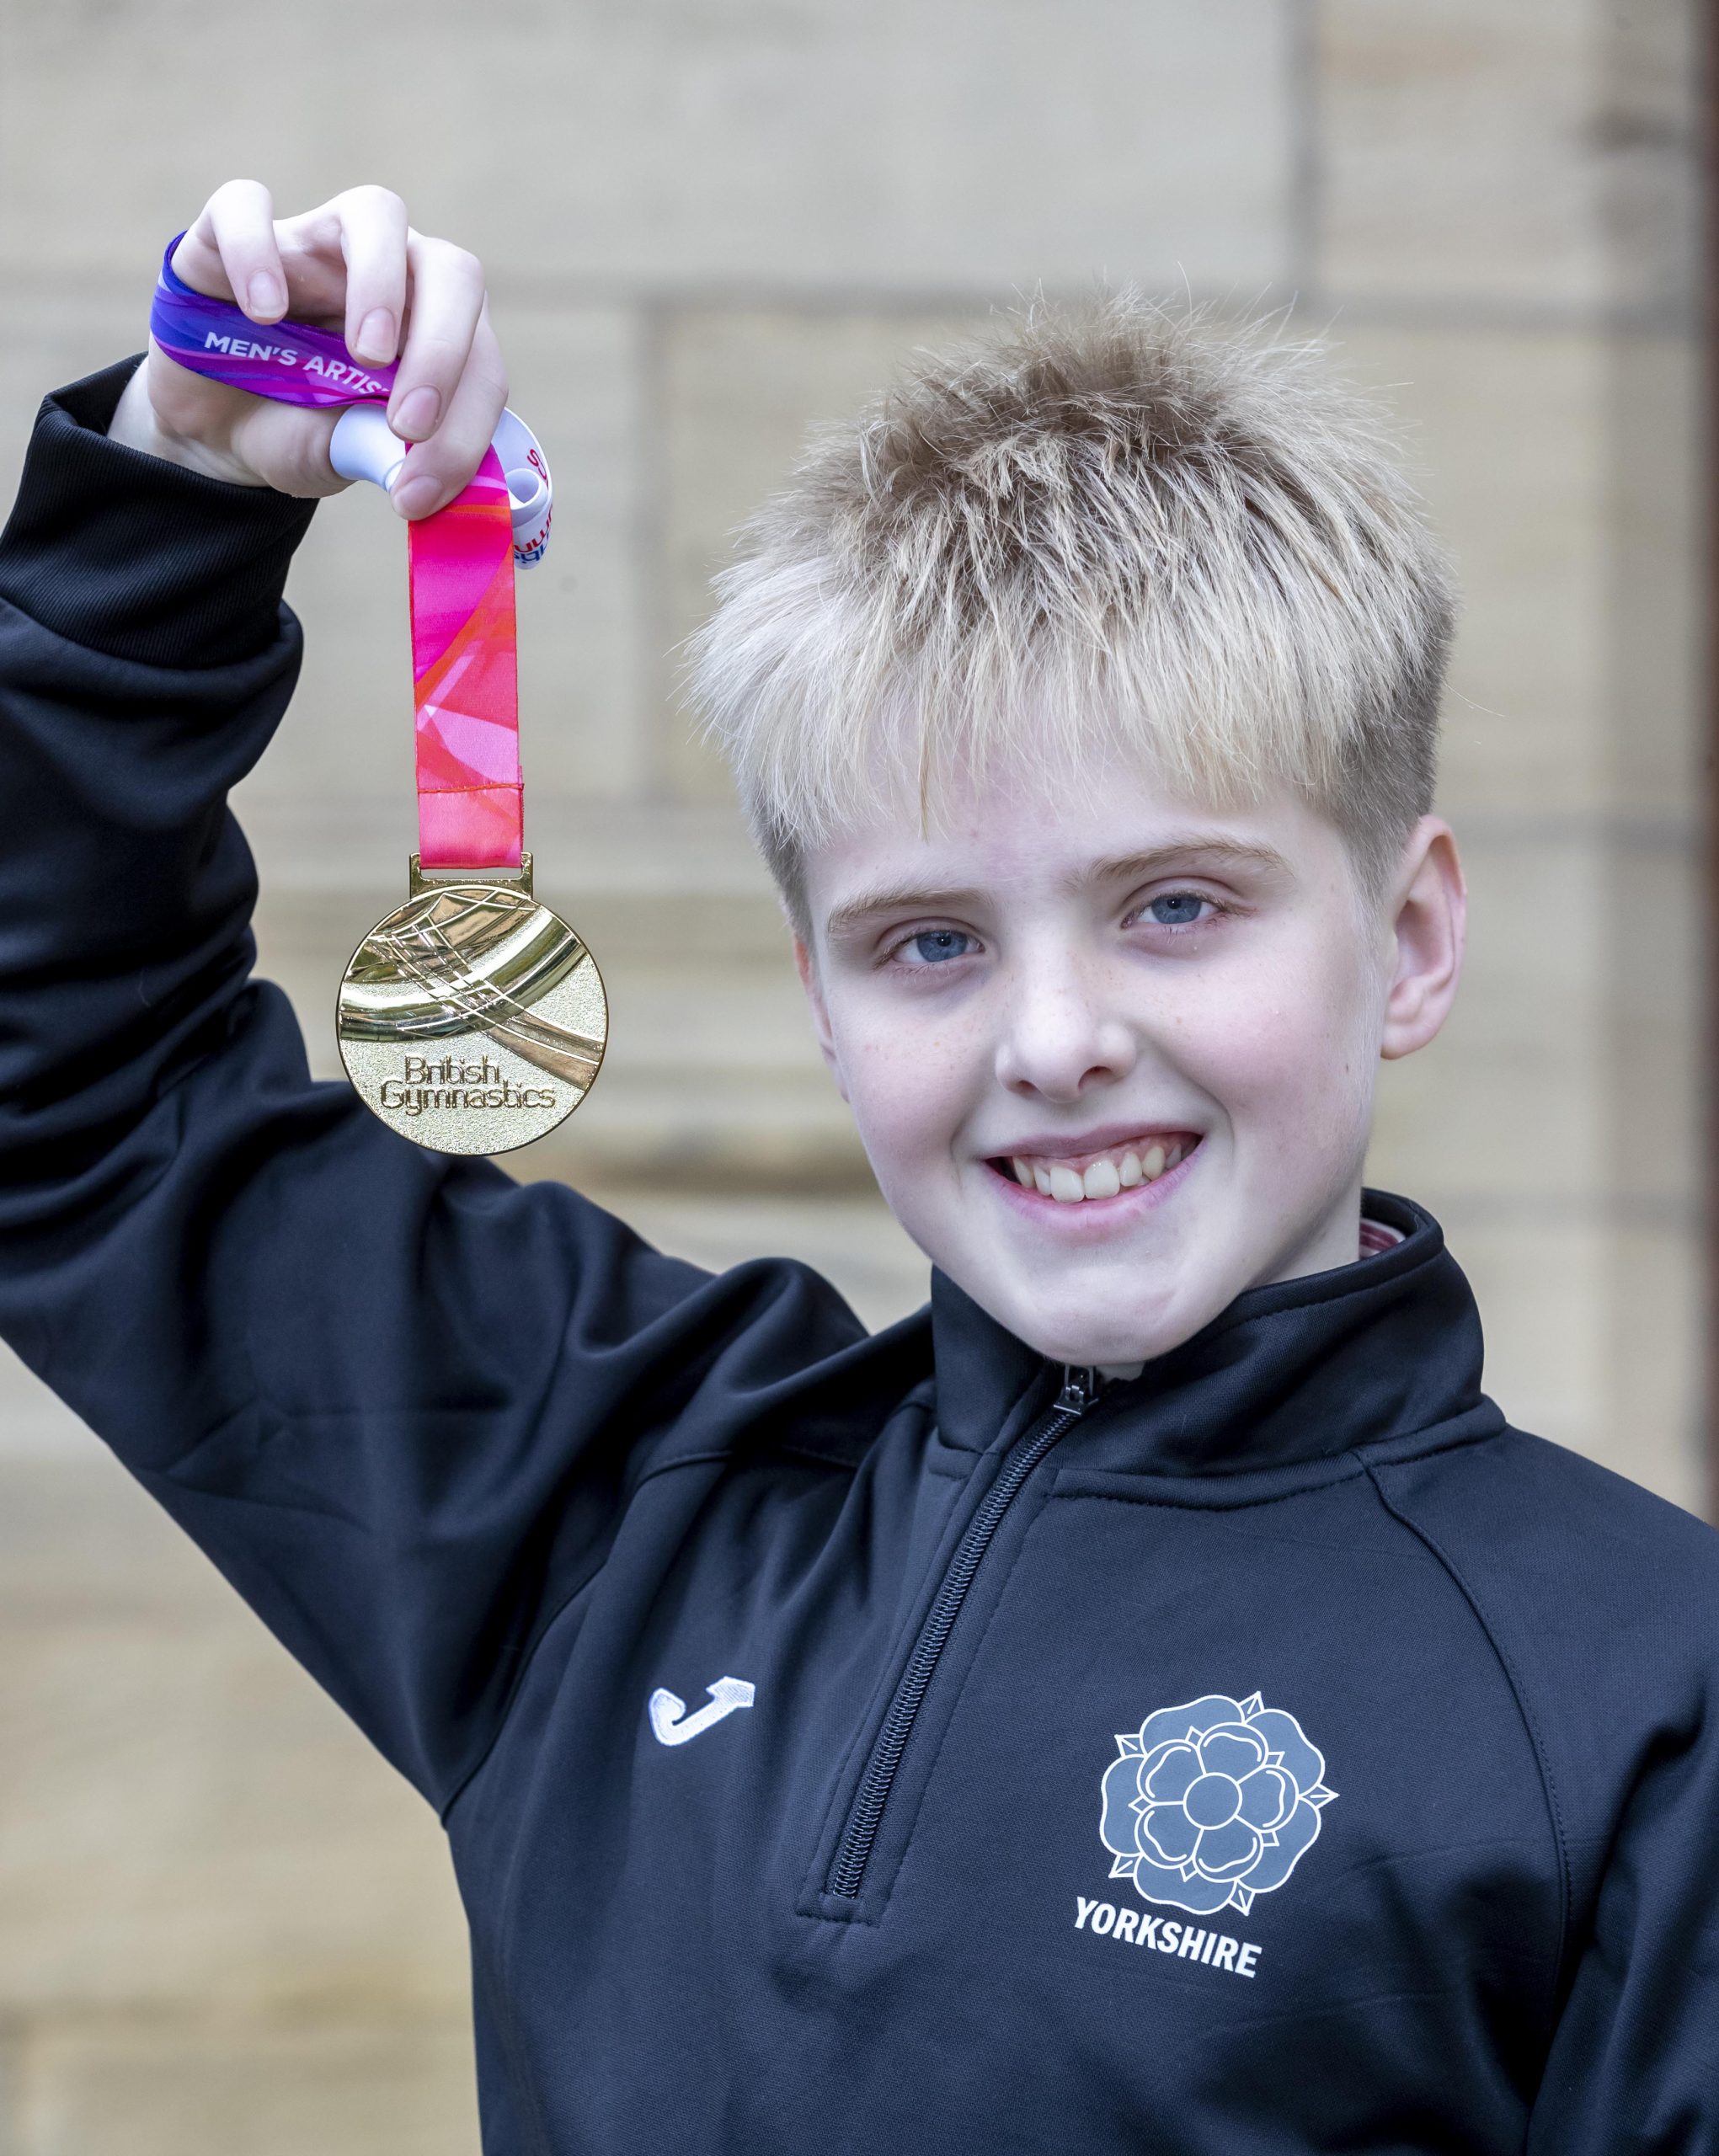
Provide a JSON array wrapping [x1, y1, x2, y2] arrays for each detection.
[[155, 259, 597, 1158], [337, 855, 606, 1156]]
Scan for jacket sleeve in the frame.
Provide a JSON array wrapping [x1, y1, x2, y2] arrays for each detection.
[[0, 359, 870, 1809], [1525, 1684, 1719, 2150], [1380, 1433, 1719, 2151]]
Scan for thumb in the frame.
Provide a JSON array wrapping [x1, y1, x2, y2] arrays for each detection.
[[226, 397, 351, 501]]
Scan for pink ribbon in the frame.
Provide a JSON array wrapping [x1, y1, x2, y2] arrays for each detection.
[[152, 236, 528, 870], [407, 451, 521, 867]]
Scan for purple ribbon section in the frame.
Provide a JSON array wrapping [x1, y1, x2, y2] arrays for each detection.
[[150, 233, 399, 407]]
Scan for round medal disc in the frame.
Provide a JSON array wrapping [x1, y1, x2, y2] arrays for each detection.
[[337, 878, 607, 1155]]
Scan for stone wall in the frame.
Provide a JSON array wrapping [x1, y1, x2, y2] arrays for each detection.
[[0, 2, 1702, 2146]]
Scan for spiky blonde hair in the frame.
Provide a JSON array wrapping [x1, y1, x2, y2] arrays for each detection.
[[687, 294, 1454, 921]]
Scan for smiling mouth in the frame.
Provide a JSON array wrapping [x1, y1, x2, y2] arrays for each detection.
[[986, 1133, 1201, 1204]]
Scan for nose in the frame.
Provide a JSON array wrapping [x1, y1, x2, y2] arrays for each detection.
[[993, 958, 1139, 1104]]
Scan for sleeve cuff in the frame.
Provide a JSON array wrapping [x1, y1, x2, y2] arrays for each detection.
[[0, 355, 318, 668]]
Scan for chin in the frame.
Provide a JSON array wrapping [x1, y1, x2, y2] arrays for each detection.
[[1003, 1280, 1216, 1371]]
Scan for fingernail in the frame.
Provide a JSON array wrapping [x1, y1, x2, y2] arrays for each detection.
[[355, 308, 397, 363], [392, 475, 442, 520], [247, 273, 285, 318], [392, 386, 441, 440]]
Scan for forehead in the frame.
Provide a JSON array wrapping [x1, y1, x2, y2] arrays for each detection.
[[801, 760, 1347, 931]]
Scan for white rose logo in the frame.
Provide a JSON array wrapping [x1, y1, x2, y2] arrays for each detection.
[[1100, 1691, 1337, 1916]]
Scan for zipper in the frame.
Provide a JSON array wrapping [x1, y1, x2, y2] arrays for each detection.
[[824, 1363, 1098, 1902]]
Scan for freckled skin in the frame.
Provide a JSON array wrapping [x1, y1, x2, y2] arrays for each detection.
[[794, 762, 1465, 1369]]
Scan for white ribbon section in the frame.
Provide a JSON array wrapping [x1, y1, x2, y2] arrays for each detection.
[[329, 404, 554, 571]]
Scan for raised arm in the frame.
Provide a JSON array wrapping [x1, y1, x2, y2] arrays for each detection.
[[0, 184, 869, 1810]]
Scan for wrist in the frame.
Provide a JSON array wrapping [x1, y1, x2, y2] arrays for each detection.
[[106, 362, 266, 488], [1, 357, 317, 667]]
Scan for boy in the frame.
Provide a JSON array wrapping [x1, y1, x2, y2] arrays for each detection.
[[3, 181, 1717, 2153]]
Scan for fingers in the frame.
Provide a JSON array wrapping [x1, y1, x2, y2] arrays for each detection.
[[162, 181, 510, 513], [328, 185, 409, 366], [387, 230, 487, 444], [229, 398, 350, 502], [174, 179, 287, 322], [391, 302, 510, 520]]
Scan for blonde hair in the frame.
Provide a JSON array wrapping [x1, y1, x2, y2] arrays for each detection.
[[686, 294, 1454, 921]]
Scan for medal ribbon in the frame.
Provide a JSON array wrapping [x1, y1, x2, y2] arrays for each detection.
[[150, 237, 553, 871]]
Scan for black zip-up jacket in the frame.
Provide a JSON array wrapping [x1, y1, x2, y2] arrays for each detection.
[[4, 360, 1719, 2154]]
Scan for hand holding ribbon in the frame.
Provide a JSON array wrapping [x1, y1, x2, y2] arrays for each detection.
[[129, 183, 605, 1155], [150, 227, 553, 872]]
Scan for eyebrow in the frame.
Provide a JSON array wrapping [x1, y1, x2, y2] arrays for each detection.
[[1082, 840, 1295, 887], [823, 881, 987, 942], [822, 836, 1294, 941]]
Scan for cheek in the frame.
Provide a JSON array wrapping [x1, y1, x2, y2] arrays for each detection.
[[1170, 949, 1377, 1140], [827, 995, 985, 1167]]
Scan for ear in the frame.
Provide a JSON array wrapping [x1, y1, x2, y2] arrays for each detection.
[[793, 934, 850, 1100], [1380, 818, 1466, 1061]]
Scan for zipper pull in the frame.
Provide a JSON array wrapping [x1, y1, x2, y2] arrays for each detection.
[[1056, 1364, 1099, 1414]]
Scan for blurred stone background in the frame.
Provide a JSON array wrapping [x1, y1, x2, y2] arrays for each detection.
[[0, 0, 1704, 2147]]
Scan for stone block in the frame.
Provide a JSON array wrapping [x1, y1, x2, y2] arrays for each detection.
[[1602, 1217, 1705, 1512], [3, 1, 1293, 295], [0, 1465, 468, 2014], [16, 2016, 478, 2156], [1336, 323, 1700, 823], [1339, 324, 1608, 814], [1593, 0, 1703, 318], [1595, 825, 1700, 1193], [1369, 818, 1698, 1211], [1316, 0, 1698, 312], [505, 306, 649, 807], [1439, 1205, 1703, 1513], [1600, 329, 1702, 815]]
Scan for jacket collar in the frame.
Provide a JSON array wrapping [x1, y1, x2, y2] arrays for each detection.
[[930, 1190, 1496, 1474]]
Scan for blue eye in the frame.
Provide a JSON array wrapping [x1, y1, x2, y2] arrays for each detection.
[[899, 929, 974, 965], [1146, 892, 1207, 926]]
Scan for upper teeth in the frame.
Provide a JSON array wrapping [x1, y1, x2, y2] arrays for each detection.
[[1012, 1141, 1185, 1203]]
